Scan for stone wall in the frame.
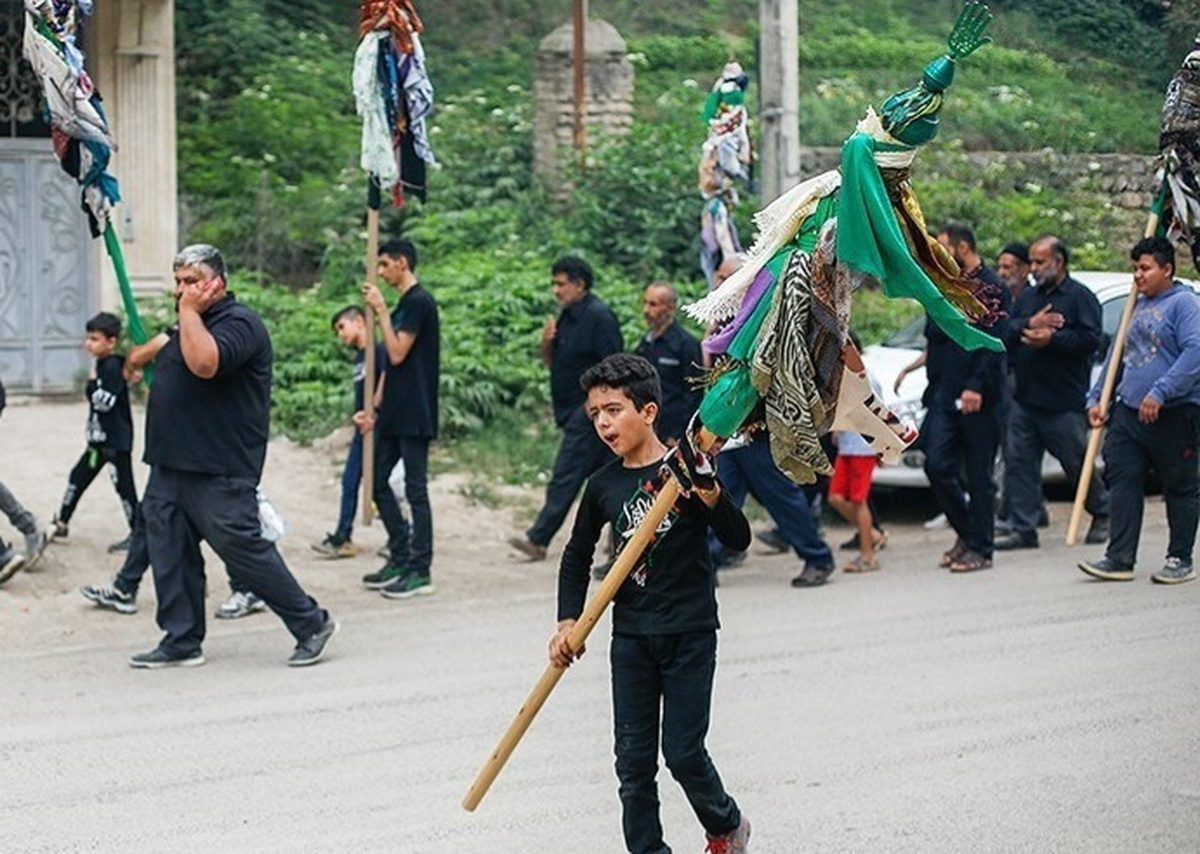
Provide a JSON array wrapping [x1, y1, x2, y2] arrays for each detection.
[[800, 147, 1159, 211], [533, 19, 634, 189]]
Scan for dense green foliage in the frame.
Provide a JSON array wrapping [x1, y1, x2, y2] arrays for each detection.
[[169, 0, 1192, 459]]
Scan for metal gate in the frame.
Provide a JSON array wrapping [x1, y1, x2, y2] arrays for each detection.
[[0, 0, 93, 393]]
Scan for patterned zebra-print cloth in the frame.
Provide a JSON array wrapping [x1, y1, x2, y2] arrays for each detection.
[[750, 220, 866, 484]]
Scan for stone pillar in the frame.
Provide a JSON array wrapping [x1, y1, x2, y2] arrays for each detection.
[[533, 18, 633, 190], [89, 0, 177, 303]]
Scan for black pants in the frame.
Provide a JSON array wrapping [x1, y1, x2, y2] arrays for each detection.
[[143, 466, 325, 656], [923, 403, 1001, 557], [58, 445, 137, 528], [374, 433, 433, 575], [611, 631, 741, 854], [115, 505, 250, 599], [1005, 401, 1108, 535], [1103, 403, 1200, 567], [527, 406, 613, 547]]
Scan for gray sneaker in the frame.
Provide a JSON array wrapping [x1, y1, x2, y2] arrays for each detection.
[[288, 619, 338, 667], [0, 545, 25, 585], [81, 583, 138, 614], [129, 647, 205, 669], [1151, 557, 1196, 585], [215, 590, 267, 619], [24, 527, 49, 570]]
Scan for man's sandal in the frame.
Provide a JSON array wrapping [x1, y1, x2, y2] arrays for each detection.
[[938, 538, 965, 568], [949, 550, 993, 573]]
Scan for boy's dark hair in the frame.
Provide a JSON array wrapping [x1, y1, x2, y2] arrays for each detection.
[[1000, 242, 1029, 265], [939, 222, 976, 251], [580, 353, 661, 411], [380, 237, 418, 271], [551, 255, 594, 290], [86, 312, 121, 339], [331, 305, 365, 329], [1131, 236, 1175, 271]]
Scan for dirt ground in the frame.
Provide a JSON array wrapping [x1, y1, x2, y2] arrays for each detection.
[[0, 396, 563, 653]]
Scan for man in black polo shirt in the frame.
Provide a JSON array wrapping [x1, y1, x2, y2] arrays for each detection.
[[361, 237, 440, 599], [508, 256, 623, 560], [996, 235, 1109, 550], [133, 244, 336, 668], [634, 282, 703, 445]]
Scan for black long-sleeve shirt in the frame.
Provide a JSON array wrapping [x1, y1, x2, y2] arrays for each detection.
[[549, 293, 624, 426], [634, 321, 704, 443], [923, 266, 1012, 412], [557, 457, 750, 635], [1003, 274, 1102, 413]]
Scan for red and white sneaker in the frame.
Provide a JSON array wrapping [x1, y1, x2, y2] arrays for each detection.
[[705, 816, 751, 853]]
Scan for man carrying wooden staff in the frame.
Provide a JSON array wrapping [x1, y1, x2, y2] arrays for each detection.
[[1077, 237, 1200, 585]]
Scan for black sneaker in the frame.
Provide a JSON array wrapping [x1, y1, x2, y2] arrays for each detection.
[[994, 531, 1038, 551], [755, 527, 789, 553], [1084, 516, 1110, 545], [288, 619, 339, 667], [107, 535, 132, 553], [380, 572, 435, 600], [791, 563, 833, 588], [1077, 557, 1134, 582], [129, 647, 205, 669], [362, 564, 407, 589], [80, 583, 138, 614]]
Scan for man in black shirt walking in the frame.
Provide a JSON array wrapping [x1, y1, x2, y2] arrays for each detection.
[[509, 257, 622, 560], [996, 236, 1109, 550], [361, 237, 440, 599], [133, 244, 336, 668], [922, 224, 1011, 571], [634, 282, 703, 445]]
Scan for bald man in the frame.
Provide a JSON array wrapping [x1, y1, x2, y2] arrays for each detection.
[[634, 282, 703, 444]]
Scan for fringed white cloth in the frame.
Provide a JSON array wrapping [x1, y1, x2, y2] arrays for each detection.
[[684, 169, 841, 325], [354, 30, 399, 190]]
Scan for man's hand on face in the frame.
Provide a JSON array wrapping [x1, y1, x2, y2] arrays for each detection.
[[177, 275, 225, 315]]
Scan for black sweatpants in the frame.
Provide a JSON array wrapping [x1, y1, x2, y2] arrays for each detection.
[[58, 445, 137, 528], [143, 466, 325, 656], [1103, 403, 1200, 567]]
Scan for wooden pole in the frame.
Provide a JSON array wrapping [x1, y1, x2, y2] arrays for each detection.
[[463, 429, 719, 811], [361, 180, 381, 525], [1065, 212, 1159, 544], [572, 0, 587, 153]]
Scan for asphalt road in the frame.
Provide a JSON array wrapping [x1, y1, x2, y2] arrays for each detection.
[[4, 512, 1198, 853]]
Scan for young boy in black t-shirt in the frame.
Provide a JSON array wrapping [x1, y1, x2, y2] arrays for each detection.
[[550, 353, 752, 854], [52, 312, 138, 549]]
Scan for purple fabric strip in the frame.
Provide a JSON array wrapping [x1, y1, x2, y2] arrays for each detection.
[[702, 265, 778, 355]]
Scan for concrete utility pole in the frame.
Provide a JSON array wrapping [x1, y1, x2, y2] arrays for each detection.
[[759, 0, 800, 204], [572, 0, 587, 153]]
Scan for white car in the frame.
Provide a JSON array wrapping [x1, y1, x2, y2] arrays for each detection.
[[861, 271, 1200, 489]]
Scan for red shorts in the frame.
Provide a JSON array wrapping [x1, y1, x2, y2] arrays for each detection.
[[830, 455, 876, 503]]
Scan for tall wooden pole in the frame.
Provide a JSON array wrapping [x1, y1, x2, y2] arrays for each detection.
[[758, 0, 800, 203], [1065, 213, 1160, 544], [361, 180, 381, 525], [572, 0, 587, 153]]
